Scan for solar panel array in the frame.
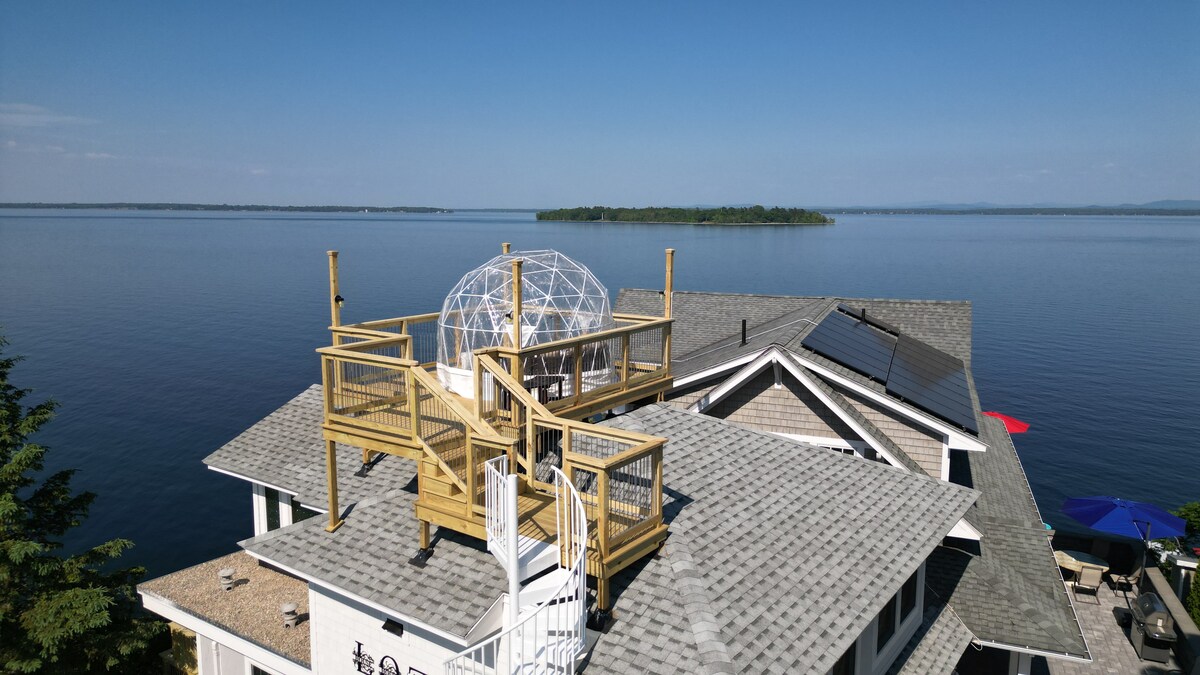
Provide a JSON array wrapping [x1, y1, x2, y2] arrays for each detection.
[[800, 306, 979, 434]]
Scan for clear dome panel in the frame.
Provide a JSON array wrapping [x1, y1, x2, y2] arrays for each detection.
[[436, 250, 615, 396]]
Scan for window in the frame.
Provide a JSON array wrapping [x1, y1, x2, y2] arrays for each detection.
[[292, 501, 320, 523], [264, 487, 281, 531], [830, 641, 856, 675], [900, 571, 918, 619], [876, 596, 897, 652]]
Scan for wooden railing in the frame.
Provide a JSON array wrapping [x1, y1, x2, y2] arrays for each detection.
[[483, 315, 671, 414], [474, 354, 665, 560], [321, 318, 666, 553], [318, 335, 511, 501], [335, 312, 441, 366]]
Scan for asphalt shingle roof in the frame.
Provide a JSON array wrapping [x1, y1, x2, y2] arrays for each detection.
[[589, 404, 978, 674], [632, 288, 1087, 662], [884, 602, 975, 675], [926, 417, 1089, 658], [204, 385, 412, 510], [241, 487, 508, 639]]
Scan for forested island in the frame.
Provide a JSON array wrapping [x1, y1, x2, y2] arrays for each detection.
[[536, 205, 833, 225], [0, 202, 451, 213]]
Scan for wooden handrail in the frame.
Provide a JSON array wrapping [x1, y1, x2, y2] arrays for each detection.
[[349, 312, 440, 330], [475, 354, 555, 419], [485, 317, 672, 357], [408, 366, 508, 443]]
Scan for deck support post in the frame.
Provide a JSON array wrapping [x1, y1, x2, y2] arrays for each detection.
[[324, 439, 344, 532], [510, 258, 523, 349], [419, 519, 430, 549], [502, 242, 511, 254], [327, 250, 342, 329], [661, 248, 675, 401]]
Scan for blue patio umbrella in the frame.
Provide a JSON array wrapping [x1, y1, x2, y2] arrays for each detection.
[[1061, 496, 1186, 542]]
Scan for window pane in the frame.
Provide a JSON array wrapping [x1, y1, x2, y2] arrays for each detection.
[[292, 502, 319, 523], [265, 487, 280, 531], [901, 571, 918, 619], [876, 597, 897, 652], [831, 641, 856, 675]]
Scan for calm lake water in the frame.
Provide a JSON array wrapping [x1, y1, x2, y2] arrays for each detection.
[[1, 209, 1198, 575]]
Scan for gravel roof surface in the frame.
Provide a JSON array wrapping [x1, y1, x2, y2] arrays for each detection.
[[139, 551, 311, 667]]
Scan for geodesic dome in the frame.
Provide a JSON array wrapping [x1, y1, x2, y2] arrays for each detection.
[[436, 250, 616, 397]]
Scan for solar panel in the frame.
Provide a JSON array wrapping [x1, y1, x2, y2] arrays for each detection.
[[801, 310, 896, 382], [886, 334, 978, 433], [836, 303, 899, 335]]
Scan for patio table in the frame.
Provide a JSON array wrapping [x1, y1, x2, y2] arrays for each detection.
[[1055, 549, 1110, 577]]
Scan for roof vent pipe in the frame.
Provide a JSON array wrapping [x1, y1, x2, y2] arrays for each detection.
[[741, 319, 748, 346], [281, 602, 299, 629]]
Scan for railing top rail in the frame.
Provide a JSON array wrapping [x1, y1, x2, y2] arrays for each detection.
[[348, 312, 441, 330], [565, 438, 663, 471], [328, 324, 402, 339], [483, 317, 673, 358], [612, 312, 669, 322]]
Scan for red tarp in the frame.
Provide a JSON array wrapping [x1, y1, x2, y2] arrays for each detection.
[[983, 411, 1030, 433]]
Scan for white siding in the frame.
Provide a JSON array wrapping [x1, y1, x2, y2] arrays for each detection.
[[308, 585, 466, 675]]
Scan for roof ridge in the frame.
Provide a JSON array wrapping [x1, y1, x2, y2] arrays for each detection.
[[666, 539, 737, 674]]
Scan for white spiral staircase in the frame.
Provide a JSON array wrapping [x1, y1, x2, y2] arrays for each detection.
[[443, 457, 588, 674]]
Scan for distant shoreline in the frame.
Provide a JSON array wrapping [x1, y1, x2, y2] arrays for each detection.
[[0, 203, 452, 213], [821, 207, 1200, 216], [536, 205, 834, 225]]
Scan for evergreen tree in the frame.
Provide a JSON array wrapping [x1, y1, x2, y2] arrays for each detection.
[[0, 337, 164, 673]]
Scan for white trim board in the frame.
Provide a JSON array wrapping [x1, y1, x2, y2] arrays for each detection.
[[207, 466, 328, 514], [242, 549, 473, 648], [688, 348, 913, 473], [788, 352, 988, 453]]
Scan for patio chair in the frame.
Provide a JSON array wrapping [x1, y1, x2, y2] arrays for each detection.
[[1110, 565, 1142, 593], [1073, 564, 1103, 603]]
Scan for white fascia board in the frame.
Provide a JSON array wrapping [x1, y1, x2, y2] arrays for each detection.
[[948, 518, 982, 541], [207, 466, 328, 514], [139, 591, 311, 675], [970, 639, 1091, 664], [688, 349, 777, 413], [208, 466, 300, 497], [672, 352, 761, 389], [242, 549, 472, 648], [790, 354, 988, 452], [787, 365, 912, 473]]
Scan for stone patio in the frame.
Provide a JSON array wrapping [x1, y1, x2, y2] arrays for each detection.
[[1039, 580, 1182, 675]]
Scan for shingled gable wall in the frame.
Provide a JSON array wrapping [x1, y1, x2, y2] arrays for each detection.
[[828, 382, 946, 478], [705, 368, 863, 441]]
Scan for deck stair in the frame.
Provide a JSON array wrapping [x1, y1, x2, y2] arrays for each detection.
[[317, 304, 671, 637]]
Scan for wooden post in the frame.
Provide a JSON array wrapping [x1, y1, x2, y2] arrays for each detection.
[[662, 248, 675, 398], [408, 372, 421, 443], [502, 242, 511, 254], [598, 471, 610, 559], [464, 429, 476, 508], [621, 332, 631, 390], [653, 445, 663, 517], [327, 251, 342, 328], [664, 248, 675, 319], [510, 258, 523, 349], [324, 439, 344, 532]]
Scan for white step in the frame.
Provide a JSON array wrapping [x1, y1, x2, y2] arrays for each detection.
[[488, 534, 559, 582], [518, 568, 576, 611], [512, 598, 586, 671]]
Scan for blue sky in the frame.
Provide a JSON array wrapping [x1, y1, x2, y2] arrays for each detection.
[[1, 2, 1196, 207]]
